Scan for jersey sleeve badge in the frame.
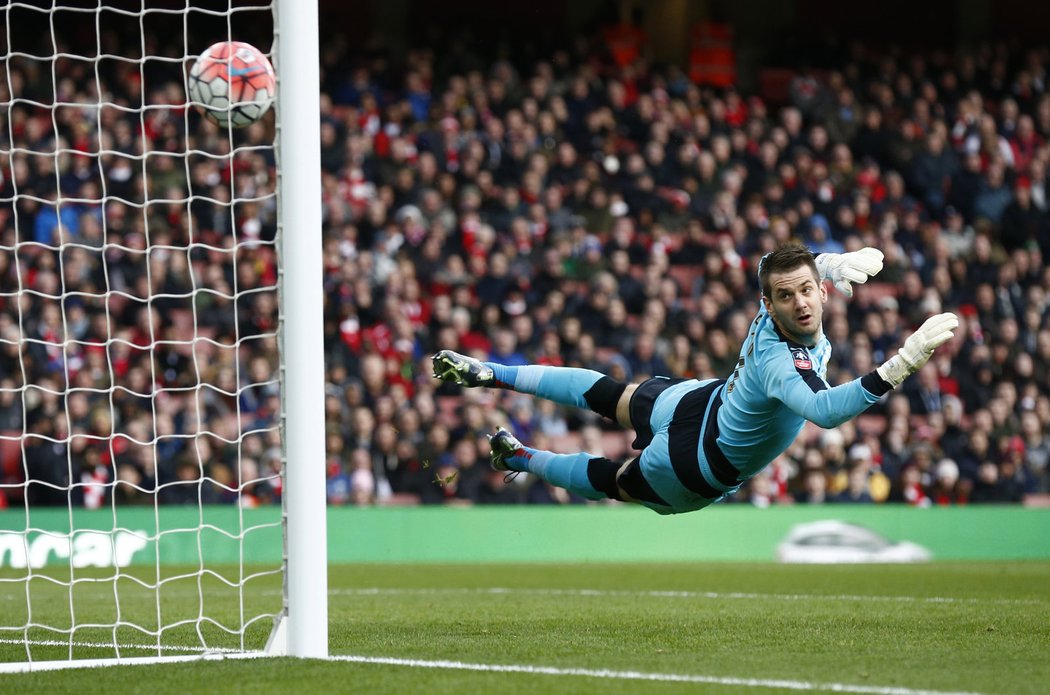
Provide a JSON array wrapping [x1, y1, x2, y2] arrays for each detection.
[[791, 347, 812, 370]]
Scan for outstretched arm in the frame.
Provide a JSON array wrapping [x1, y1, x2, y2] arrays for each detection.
[[764, 350, 892, 429], [765, 312, 959, 428]]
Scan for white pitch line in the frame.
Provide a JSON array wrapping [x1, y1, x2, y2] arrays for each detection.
[[330, 586, 1045, 606], [0, 651, 266, 674], [0, 639, 990, 693], [2, 585, 1040, 606], [330, 654, 987, 695], [0, 637, 242, 654]]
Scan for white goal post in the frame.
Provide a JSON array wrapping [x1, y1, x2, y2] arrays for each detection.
[[0, 0, 327, 670], [274, 0, 328, 661]]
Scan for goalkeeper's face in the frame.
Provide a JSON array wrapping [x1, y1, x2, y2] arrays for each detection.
[[763, 265, 827, 346]]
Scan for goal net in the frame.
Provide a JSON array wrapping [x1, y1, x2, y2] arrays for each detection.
[[0, 0, 326, 670]]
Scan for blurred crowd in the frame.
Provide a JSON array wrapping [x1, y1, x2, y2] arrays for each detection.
[[1, 23, 284, 509], [2, 22, 1049, 510]]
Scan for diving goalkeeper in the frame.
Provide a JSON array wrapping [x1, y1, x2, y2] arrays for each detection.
[[433, 244, 958, 514]]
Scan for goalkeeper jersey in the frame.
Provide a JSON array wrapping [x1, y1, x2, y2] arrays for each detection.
[[633, 304, 893, 514], [716, 303, 890, 481]]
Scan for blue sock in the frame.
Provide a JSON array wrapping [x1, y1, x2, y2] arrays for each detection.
[[506, 446, 605, 501], [484, 364, 602, 410]]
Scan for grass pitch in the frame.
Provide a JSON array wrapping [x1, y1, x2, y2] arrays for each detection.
[[1, 561, 1048, 694]]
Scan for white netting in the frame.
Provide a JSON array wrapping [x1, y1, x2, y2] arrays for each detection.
[[0, 1, 284, 664]]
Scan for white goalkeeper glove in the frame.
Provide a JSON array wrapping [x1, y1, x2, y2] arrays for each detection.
[[876, 312, 959, 388], [815, 248, 884, 297]]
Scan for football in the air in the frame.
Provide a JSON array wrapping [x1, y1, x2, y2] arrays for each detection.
[[188, 41, 275, 128]]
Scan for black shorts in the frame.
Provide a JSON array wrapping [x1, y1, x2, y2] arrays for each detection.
[[628, 376, 688, 450]]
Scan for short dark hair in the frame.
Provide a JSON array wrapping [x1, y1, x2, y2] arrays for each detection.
[[759, 244, 819, 298]]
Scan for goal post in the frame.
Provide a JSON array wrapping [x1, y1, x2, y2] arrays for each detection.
[[0, 0, 327, 670], [274, 0, 328, 659]]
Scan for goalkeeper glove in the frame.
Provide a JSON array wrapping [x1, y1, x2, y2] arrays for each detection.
[[876, 312, 959, 388], [815, 248, 884, 297]]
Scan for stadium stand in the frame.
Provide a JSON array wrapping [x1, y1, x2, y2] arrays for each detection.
[[3, 21, 1049, 510]]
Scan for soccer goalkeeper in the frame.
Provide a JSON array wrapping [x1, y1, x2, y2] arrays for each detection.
[[432, 244, 958, 514]]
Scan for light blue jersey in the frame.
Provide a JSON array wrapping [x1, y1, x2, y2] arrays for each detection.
[[632, 303, 891, 514], [717, 303, 887, 480]]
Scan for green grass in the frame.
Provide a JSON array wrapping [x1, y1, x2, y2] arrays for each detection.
[[1, 562, 1048, 694]]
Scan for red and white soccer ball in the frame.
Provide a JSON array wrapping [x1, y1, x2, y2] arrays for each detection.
[[188, 41, 275, 128]]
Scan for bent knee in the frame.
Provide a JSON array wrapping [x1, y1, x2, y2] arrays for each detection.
[[582, 376, 627, 421]]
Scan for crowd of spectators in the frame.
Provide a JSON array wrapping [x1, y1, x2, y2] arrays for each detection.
[[2, 19, 1050, 510], [315, 32, 1050, 508]]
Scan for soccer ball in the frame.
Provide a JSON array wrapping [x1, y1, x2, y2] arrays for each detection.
[[188, 41, 275, 128]]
